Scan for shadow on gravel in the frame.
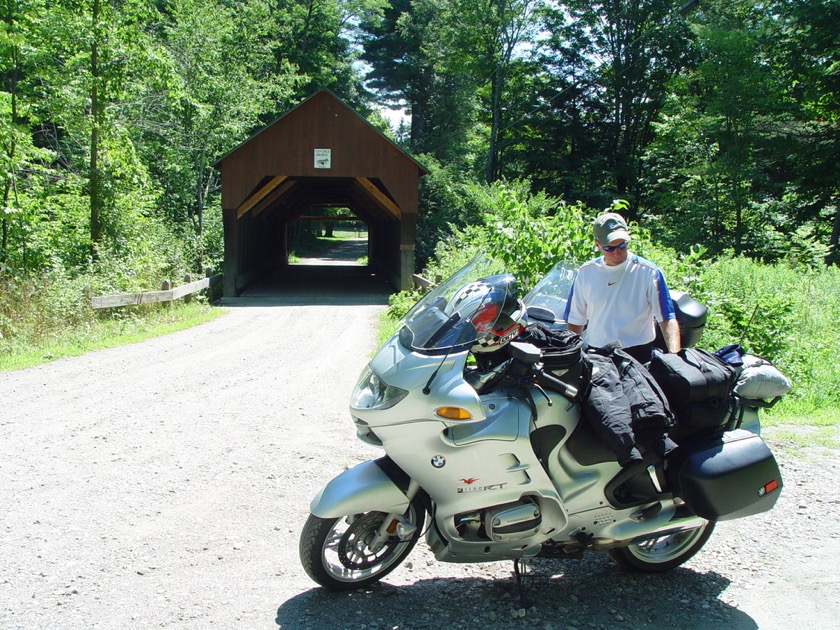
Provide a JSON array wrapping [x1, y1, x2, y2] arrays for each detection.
[[218, 267, 393, 307], [217, 238, 396, 307], [276, 557, 759, 629]]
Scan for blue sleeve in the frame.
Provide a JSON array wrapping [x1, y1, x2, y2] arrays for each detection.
[[655, 268, 676, 320], [563, 283, 575, 321]]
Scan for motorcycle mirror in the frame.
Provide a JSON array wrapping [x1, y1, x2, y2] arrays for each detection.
[[526, 305, 556, 323]]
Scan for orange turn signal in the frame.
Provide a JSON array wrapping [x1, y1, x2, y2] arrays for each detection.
[[435, 406, 473, 420]]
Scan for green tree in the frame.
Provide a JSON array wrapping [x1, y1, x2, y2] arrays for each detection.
[[534, 0, 693, 211], [361, 0, 436, 150], [34, 0, 166, 263], [150, 0, 299, 268], [413, 156, 479, 268], [0, 0, 52, 269], [768, 0, 840, 264], [360, 0, 477, 164], [440, 0, 541, 183], [643, 0, 799, 257], [273, 0, 385, 106]]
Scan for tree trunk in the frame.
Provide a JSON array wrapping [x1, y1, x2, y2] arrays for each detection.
[[829, 198, 840, 266], [486, 67, 502, 184], [1, 112, 12, 265], [1, 182, 8, 264], [89, 0, 102, 257], [410, 99, 426, 153], [195, 147, 206, 269]]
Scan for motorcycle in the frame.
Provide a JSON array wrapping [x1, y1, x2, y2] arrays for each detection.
[[299, 253, 783, 590]]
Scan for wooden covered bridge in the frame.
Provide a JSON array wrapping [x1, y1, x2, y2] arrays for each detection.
[[213, 90, 428, 297]]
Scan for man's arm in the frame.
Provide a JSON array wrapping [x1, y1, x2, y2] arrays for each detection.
[[659, 318, 681, 353], [567, 323, 584, 335]]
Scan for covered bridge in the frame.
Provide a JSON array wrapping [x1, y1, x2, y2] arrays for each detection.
[[213, 90, 428, 297]]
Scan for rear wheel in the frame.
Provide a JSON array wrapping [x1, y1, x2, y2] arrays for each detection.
[[609, 521, 715, 573], [299, 500, 425, 590]]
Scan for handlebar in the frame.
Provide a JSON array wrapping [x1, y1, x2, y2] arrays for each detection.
[[536, 369, 579, 400], [470, 341, 580, 401], [507, 350, 580, 400]]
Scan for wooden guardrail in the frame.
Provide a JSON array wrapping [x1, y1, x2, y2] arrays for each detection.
[[411, 273, 433, 290], [413, 273, 442, 291], [90, 272, 222, 309]]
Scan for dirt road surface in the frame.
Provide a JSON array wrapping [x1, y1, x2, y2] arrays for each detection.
[[1, 257, 838, 629]]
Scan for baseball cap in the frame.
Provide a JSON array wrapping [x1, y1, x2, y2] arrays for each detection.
[[593, 213, 631, 244]]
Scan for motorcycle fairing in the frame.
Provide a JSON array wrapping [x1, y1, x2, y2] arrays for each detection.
[[415, 385, 706, 563], [310, 458, 410, 518]]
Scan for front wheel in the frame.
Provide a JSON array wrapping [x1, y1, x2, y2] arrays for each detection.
[[299, 500, 425, 590], [609, 520, 715, 573]]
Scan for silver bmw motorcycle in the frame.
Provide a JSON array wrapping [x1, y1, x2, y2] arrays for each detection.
[[299, 254, 783, 590]]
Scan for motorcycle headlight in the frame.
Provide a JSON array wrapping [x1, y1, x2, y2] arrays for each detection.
[[350, 366, 409, 410]]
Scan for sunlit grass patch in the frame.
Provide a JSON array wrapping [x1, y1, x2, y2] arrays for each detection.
[[764, 424, 840, 455], [0, 302, 225, 372]]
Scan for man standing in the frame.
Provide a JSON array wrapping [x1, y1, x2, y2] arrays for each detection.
[[564, 212, 680, 465], [564, 212, 681, 363]]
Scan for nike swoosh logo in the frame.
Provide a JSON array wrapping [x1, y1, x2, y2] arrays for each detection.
[[608, 281, 617, 286]]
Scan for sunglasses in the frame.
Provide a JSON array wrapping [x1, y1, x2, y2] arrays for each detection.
[[600, 242, 628, 253]]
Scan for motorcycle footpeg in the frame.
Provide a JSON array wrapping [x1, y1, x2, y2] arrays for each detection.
[[631, 502, 663, 522]]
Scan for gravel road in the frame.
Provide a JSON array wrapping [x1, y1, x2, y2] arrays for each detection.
[[1, 262, 838, 629]]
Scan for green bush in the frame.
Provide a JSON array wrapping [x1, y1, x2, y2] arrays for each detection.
[[414, 156, 481, 270], [456, 181, 591, 290], [386, 287, 424, 322], [0, 209, 207, 360], [687, 257, 840, 415]]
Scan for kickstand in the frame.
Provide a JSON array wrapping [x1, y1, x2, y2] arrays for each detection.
[[513, 558, 533, 608]]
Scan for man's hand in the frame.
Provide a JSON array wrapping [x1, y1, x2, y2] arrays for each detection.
[[567, 323, 584, 335]]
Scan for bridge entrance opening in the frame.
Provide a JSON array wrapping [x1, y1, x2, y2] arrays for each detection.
[[289, 211, 369, 268]]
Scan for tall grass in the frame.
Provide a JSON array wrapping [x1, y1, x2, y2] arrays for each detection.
[[0, 270, 223, 371], [0, 269, 94, 347], [692, 258, 840, 427]]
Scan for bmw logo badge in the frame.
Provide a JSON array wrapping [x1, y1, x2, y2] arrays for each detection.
[[431, 455, 446, 469]]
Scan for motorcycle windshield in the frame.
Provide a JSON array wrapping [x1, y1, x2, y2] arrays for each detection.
[[522, 260, 578, 323], [398, 253, 511, 355]]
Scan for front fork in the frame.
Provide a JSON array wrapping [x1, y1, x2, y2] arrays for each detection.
[[367, 479, 421, 552]]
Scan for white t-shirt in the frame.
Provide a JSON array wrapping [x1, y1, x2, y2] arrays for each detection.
[[563, 254, 676, 349]]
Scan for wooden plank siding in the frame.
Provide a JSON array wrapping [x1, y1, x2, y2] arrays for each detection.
[[218, 91, 425, 215], [213, 89, 428, 296]]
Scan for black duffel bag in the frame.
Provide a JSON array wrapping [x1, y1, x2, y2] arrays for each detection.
[[517, 324, 586, 398], [648, 348, 736, 438], [517, 324, 582, 371]]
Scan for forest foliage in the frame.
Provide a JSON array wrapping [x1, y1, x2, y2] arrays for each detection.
[[1, 0, 838, 399]]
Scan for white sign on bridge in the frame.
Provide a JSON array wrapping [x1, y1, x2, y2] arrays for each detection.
[[314, 148, 331, 169]]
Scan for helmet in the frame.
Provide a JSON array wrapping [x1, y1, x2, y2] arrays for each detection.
[[447, 274, 525, 354]]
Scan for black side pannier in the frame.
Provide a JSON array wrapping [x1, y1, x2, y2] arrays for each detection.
[[648, 348, 736, 438], [671, 429, 783, 521]]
